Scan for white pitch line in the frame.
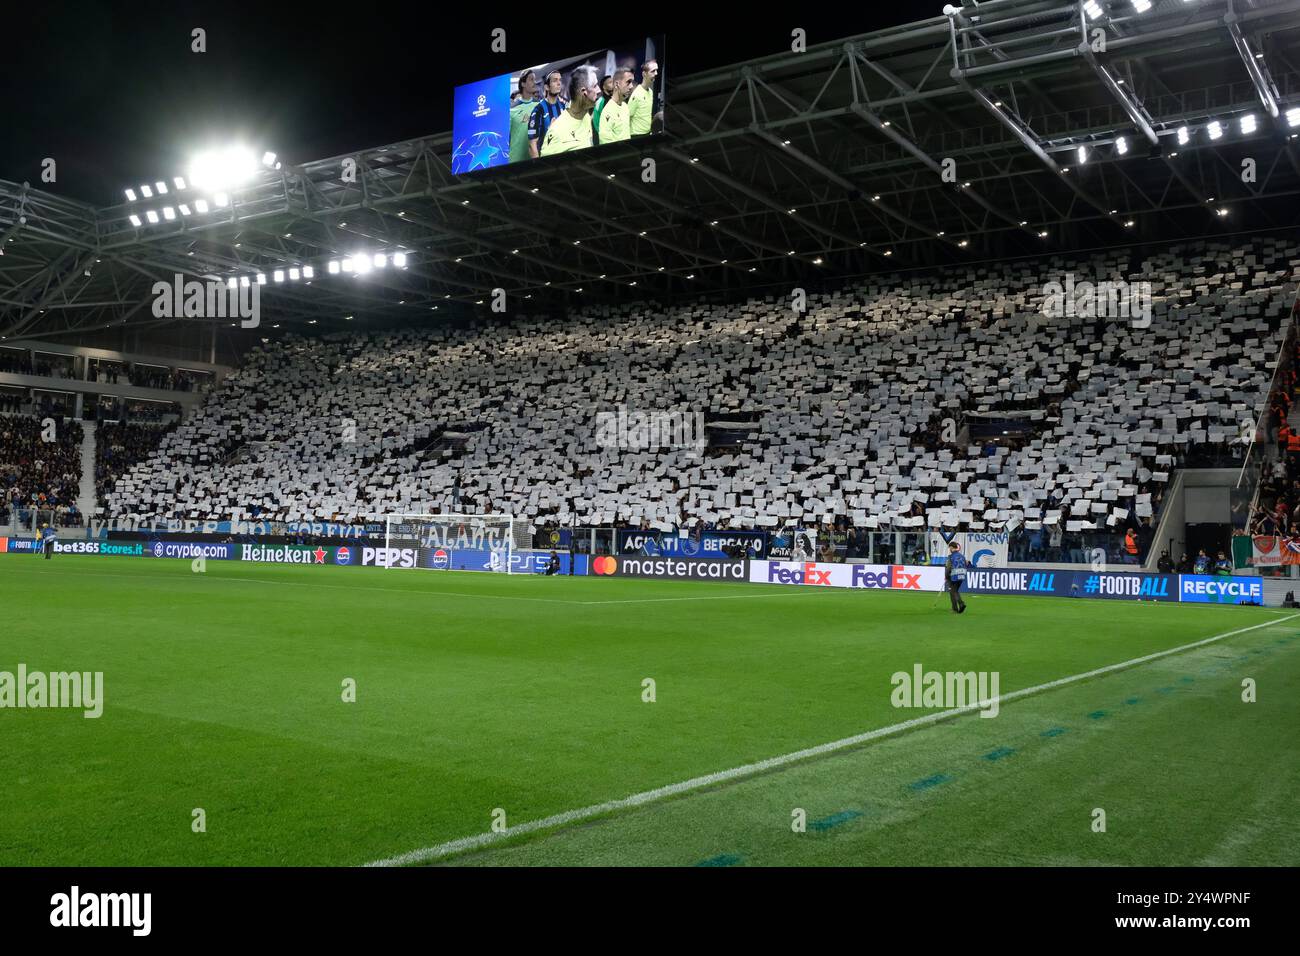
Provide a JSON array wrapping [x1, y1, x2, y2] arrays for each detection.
[[364, 612, 1300, 867]]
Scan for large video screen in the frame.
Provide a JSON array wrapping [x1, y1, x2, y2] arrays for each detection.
[[452, 35, 665, 174]]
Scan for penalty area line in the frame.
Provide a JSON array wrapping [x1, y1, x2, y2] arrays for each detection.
[[363, 611, 1299, 867]]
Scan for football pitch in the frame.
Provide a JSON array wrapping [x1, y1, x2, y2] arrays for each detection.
[[2, 555, 1298, 867]]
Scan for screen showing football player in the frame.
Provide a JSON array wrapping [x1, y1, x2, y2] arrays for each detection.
[[527, 70, 567, 160], [540, 65, 600, 157], [509, 70, 540, 164]]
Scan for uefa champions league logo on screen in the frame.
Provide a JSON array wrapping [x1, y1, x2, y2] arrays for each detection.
[[472, 94, 490, 118]]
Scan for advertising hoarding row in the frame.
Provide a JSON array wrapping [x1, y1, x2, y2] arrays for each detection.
[[0, 537, 1266, 603]]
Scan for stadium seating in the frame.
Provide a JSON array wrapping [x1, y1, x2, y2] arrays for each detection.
[[102, 237, 1298, 537], [95, 421, 175, 507], [0, 414, 85, 525]]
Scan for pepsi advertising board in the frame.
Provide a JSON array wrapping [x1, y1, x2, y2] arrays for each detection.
[[452, 35, 664, 175]]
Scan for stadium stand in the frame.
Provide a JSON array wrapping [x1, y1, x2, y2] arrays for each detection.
[[101, 237, 1297, 557], [0, 414, 85, 526], [94, 421, 176, 508]]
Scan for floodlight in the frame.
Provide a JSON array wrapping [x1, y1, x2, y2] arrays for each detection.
[[355, 256, 373, 275], [1288, 107, 1300, 128], [374, 254, 387, 268], [1115, 136, 1128, 155], [194, 199, 209, 213], [302, 265, 314, 279], [162, 207, 176, 220], [273, 270, 284, 283], [240, 276, 250, 288], [257, 274, 266, 285], [178, 204, 191, 216], [1083, 0, 1103, 20], [1240, 113, 1257, 134], [173, 176, 187, 190], [393, 252, 408, 268], [188, 146, 258, 192], [1133, 0, 1151, 12], [289, 268, 300, 280], [328, 261, 340, 274], [227, 278, 237, 289], [140, 185, 153, 198], [1207, 120, 1223, 140], [341, 258, 354, 273], [125, 188, 137, 202], [213, 192, 229, 208], [262, 151, 277, 166], [155, 181, 168, 195], [1077, 145, 1089, 164], [145, 210, 159, 224], [128, 214, 142, 227], [1177, 126, 1190, 145]]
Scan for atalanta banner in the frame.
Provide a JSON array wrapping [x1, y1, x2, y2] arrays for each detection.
[[928, 531, 1009, 568], [767, 527, 816, 560], [616, 529, 765, 557]]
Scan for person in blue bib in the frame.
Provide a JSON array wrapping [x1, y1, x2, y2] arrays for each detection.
[[42, 523, 58, 560], [944, 541, 968, 614]]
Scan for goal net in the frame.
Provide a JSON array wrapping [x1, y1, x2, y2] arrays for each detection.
[[382, 513, 530, 573]]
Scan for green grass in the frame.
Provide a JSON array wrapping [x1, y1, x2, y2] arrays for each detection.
[[1, 555, 1296, 867]]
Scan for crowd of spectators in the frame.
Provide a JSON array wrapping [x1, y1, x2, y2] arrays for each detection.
[[2, 352, 209, 393], [95, 421, 174, 506], [128, 367, 202, 392], [0, 414, 85, 527], [1244, 325, 1300, 537]]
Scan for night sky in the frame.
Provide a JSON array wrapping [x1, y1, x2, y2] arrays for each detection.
[[2, 1, 941, 205]]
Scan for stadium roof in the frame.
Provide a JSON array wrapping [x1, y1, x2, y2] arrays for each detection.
[[4, 0, 1300, 341]]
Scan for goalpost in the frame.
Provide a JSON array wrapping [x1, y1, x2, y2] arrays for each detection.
[[381, 513, 531, 573]]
